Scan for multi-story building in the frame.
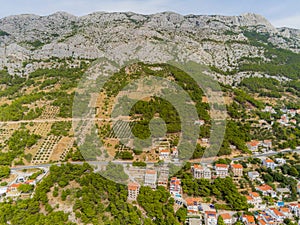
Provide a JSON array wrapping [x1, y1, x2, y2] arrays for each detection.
[[242, 215, 255, 225], [220, 213, 233, 225], [256, 184, 276, 197], [204, 211, 217, 225], [144, 169, 157, 189], [262, 158, 275, 169], [169, 177, 181, 197], [215, 164, 229, 178], [192, 164, 211, 179], [247, 140, 260, 151], [127, 183, 140, 201], [246, 192, 265, 210], [185, 197, 201, 214], [231, 164, 243, 177]]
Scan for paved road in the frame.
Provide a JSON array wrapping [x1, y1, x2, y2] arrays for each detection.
[[232, 147, 300, 161], [10, 146, 300, 171]]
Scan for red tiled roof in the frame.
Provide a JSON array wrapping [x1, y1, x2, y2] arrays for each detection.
[[232, 164, 243, 169], [220, 213, 231, 220], [128, 183, 139, 191], [216, 164, 228, 168], [243, 215, 255, 223], [257, 184, 272, 191], [146, 170, 156, 174], [250, 192, 260, 197]]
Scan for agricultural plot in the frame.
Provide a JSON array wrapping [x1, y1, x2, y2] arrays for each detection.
[[49, 136, 74, 161], [0, 123, 20, 145], [108, 120, 133, 139], [31, 135, 61, 164], [39, 105, 60, 119], [27, 122, 52, 137]]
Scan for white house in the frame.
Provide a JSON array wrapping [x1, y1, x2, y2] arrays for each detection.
[[215, 164, 229, 178], [275, 158, 286, 165], [205, 211, 217, 225], [266, 208, 286, 222], [262, 158, 276, 169], [192, 164, 211, 179], [248, 171, 260, 180], [220, 213, 232, 225], [159, 149, 170, 160]]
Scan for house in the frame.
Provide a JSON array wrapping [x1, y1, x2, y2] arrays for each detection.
[[6, 183, 21, 197], [158, 167, 169, 187], [289, 204, 300, 217], [144, 170, 157, 189], [159, 149, 170, 160], [242, 215, 255, 225], [256, 184, 276, 197], [231, 164, 243, 177], [248, 171, 260, 180], [215, 164, 229, 178], [266, 208, 286, 222], [246, 192, 265, 210], [192, 164, 211, 179], [277, 188, 290, 199], [127, 182, 140, 201], [247, 140, 260, 151], [262, 140, 272, 149], [262, 158, 275, 169], [275, 158, 286, 165], [262, 106, 276, 114], [169, 177, 181, 197], [204, 211, 217, 225], [171, 147, 178, 158], [278, 115, 289, 125], [194, 120, 205, 126], [25, 180, 36, 186], [220, 213, 232, 225], [186, 197, 201, 214], [0, 187, 7, 197], [280, 207, 292, 218]]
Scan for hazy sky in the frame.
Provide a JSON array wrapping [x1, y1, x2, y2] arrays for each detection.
[[0, 0, 300, 28]]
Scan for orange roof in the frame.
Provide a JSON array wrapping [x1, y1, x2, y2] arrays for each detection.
[[146, 170, 156, 174], [264, 140, 272, 143], [232, 164, 243, 169], [160, 149, 170, 153], [250, 192, 260, 197], [10, 183, 21, 188], [258, 219, 267, 225], [280, 207, 290, 213], [216, 164, 228, 168], [128, 183, 139, 191], [193, 164, 203, 169], [271, 208, 284, 217], [246, 195, 253, 201], [257, 184, 272, 191], [265, 159, 274, 163], [248, 140, 260, 146], [186, 197, 201, 206], [220, 213, 231, 220], [244, 215, 255, 223]]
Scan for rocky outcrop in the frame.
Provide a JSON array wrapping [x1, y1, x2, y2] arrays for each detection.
[[0, 11, 299, 84]]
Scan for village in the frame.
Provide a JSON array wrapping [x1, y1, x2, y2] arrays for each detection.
[[126, 153, 300, 225]]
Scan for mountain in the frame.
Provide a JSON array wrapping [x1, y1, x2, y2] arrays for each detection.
[[0, 11, 300, 85]]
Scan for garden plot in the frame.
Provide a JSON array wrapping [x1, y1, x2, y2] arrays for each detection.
[[31, 135, 61, 164], [0, 123, 20, 145], [39, 105, 60, 119], [108, 120, 133, 139], [49, 136, 74, 161], [28, 122, 52, 137]]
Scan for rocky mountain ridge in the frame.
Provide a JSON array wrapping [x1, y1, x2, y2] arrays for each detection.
[[0, 11, 299, 84]]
